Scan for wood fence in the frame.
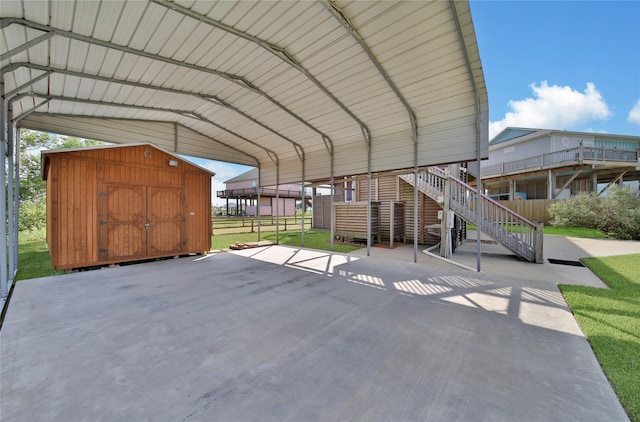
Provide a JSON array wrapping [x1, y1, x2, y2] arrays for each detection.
[[498, 199, 559, 223]]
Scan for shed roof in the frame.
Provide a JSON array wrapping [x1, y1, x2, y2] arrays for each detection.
[[41, 142, 215, 180], [2, 0, 488, 186]]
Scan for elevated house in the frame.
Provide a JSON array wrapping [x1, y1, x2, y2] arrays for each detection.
[[468, 128, 640, 221], [314, 163, 544, 264], [313, 168, 468, 248], [217, 168, 311, 217]]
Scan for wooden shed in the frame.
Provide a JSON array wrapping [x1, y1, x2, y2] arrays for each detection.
[[42, 143, 214, 270]]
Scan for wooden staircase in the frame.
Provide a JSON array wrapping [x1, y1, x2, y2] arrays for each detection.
[[400, 168, 543, 263]]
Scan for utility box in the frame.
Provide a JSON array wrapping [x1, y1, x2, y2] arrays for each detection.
[[42, 143, 214, 270]]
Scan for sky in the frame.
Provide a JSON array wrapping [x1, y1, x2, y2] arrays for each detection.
[[115, 1, 638, 205]]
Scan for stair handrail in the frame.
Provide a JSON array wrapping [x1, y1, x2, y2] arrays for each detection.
[[448, 176, 538, 228], [405, 167, 543, 262], [447, 176, 542, 262]]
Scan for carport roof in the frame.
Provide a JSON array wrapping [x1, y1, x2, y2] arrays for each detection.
[[1, 0, 488, 186]]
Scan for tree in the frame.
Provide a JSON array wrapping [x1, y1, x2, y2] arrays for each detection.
[[19, 130, 51, 202], [16, 130, 106, 231]]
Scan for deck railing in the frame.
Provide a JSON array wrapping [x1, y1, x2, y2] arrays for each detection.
[[217, 187, 311, 199], [467, 145, 639, 178]]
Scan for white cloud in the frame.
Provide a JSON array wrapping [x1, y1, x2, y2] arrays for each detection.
[[628, 100, 640, 125], [489, 81, 612, 139]]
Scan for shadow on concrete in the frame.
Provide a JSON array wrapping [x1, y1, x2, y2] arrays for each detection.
[[1, 246, 630, 421]]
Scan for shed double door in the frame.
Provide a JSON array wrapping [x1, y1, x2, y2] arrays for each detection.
[[99, 184, 185, 262]]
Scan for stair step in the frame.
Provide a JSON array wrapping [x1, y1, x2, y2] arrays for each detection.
[[400, 169, 540, 262]]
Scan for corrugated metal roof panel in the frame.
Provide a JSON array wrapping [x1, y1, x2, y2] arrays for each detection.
[[2, 0, 488, 185]]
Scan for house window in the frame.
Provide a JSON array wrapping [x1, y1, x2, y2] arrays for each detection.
[[594, 139, 637, 150]]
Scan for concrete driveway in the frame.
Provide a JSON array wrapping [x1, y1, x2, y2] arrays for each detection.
[[1, 243, 631, 421]]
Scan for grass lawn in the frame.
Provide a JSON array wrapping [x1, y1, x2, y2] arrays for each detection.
[[559, 253, 640, 421], [212, 229, 361, 254], [15, 229, 64, 281], [543, 226, 606, 238]]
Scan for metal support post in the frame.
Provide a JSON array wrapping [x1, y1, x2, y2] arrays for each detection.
[[1, 75, 8, 297]]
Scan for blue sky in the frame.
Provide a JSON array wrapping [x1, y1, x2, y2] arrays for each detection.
[[470, 0, 640, 138], [193, 1, 640, 204]]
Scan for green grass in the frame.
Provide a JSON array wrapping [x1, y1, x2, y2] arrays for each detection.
[[543, 226, 606, 238], [559, 254, 640, 421], [15, 229, 64, 281], [212, 229, 361, 254]]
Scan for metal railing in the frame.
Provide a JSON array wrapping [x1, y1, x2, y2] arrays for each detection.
[[467, 145, 639, 178]]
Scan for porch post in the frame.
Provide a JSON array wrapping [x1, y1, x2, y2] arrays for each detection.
[[509, 178, 516, 200], [534, 221, 544, 264]]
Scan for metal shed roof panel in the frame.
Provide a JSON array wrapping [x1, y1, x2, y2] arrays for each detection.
[[2, 0, 488, 185]]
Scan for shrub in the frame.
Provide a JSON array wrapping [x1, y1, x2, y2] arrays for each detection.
[[549, 187, 640, 240], [18, 198, 47, 232]]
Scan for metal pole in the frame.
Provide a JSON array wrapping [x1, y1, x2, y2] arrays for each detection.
[[413, 170, 418, 263], [257, 167, 261, 241], [476, 108, 482, 272], [367, 132, 372, 257], [330, 176, 334, 252], [301, 160, 305, 247], [367, 173, 371, 256], [0, 73, 8, 297], [7, 102, 16, 278], [275, 165, 279, 244], [13, 125, 20, 275]]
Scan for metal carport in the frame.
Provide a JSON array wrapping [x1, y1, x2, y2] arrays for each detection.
[[0, 0, 488, 296]]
